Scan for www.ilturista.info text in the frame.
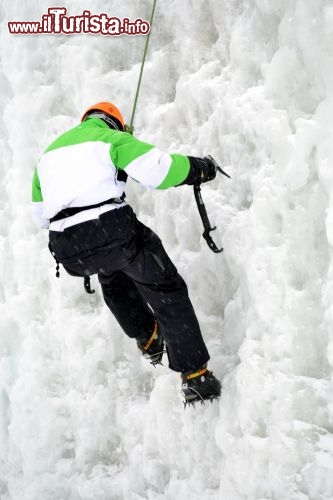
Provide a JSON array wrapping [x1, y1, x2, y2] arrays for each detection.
[[8, 8, 150, 35]]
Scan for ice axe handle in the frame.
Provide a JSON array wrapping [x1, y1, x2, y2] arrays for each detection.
[[194, 184, 223, 253], [193, 156, 230, 253]]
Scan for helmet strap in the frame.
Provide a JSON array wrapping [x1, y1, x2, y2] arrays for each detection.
[[86, 111, 122, 131]]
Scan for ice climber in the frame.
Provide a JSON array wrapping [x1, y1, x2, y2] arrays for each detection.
[[32, 101, 221, 404]]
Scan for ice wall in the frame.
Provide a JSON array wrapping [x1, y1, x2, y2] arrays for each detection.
[[1, 0, 333, 499]]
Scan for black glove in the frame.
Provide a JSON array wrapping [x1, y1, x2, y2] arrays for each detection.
[[184, 156, 217, 185]]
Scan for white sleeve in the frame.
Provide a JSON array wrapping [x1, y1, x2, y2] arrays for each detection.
[[32, 202, 50, 229]]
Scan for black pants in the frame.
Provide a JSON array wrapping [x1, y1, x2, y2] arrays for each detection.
[[49, 205, 209, 372]]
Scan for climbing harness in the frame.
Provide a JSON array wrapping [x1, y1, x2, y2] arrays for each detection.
[[126, 0, 158, 134], [49, 194, 125, 223], [49, 195, 125, 294]]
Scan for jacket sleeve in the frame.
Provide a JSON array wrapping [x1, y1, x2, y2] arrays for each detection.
[[32, 168, 50, 229], [109, 131, 191, 189]]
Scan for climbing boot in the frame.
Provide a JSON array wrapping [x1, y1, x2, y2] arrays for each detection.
[[181, 366, 221, 406], [136, 320, 165, 366]]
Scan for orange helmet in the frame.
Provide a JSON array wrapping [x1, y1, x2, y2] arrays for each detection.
[[81, 101, 125, 130]]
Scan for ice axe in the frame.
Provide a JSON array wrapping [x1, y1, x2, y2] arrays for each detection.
[[193, 155, 230, 253]]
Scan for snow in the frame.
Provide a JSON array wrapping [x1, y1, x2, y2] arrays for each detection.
[[1, 0, 333, 498]]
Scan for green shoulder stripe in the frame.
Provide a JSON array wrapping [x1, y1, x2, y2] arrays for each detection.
[[109, 132, 154, 170], [44, 118, 114, 153], [32, 168, 43, 202]]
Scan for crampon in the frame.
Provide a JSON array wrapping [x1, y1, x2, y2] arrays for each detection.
[[181, 367, 221, 408], [137, 320, 166, 366]]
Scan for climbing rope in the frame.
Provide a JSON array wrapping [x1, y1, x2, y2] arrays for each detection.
[[127, 0, 158, 134]]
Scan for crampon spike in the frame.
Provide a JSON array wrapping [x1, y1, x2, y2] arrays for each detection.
[[145, 349, 167, 366], [183, 394, 220, 409]]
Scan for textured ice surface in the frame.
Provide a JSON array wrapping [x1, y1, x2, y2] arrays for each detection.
[[1, 0, 333, 499]]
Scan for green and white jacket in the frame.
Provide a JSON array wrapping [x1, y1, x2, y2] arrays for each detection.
[[32, 117, 190, 231]]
